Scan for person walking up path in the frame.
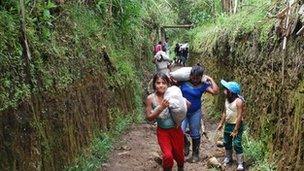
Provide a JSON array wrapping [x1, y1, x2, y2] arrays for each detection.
[[179, 65, 219, 163], [153, 46, 172, 76], [145, 73, 185, 171], [217, 80, 245, 171], [163, 37, 170, 55], [154, 41, 163, 55]]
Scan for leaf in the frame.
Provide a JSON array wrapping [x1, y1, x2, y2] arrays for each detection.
[[43, 9, 51, 20], [46, 0, 57, 9]]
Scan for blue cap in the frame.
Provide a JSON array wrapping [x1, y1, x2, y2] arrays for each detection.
[[220, 79, 241, 94]]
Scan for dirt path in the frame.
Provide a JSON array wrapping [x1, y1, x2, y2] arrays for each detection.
[[100, 65, 242, 170], [100, 119, 241, 171]]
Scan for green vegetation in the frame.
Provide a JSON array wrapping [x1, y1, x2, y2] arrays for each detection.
[[187, 0, 304, 170], [68, 107, 133, 170], [1, 0, 303, 170], [189, 0, 274, 53], [0, 0, 170, 112], [243, 129, 276, 170], [0, 0, 174, 169]]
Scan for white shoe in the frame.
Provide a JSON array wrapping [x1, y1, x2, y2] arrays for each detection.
[[237, 163, 244, 170], [223, 157, 232, 166], [236, 153, 244, 170], [223, 149, 233, 166], [223, 157, 231, 163]]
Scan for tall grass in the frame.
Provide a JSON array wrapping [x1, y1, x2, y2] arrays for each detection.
[[67, 108, 133, 170], [189, 0, 273, 53], [243, 129, 277, 170]]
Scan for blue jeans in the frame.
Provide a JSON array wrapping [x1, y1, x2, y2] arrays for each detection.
[[181, 109, 202, 140]]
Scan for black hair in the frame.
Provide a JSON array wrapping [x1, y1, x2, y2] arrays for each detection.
[[227, 91, 239, 103], [152, 72, 170, 90], [190, 64, 204, 77]]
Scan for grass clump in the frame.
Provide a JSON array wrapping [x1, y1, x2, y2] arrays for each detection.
[[243, 129, 276, 170], [189, 0, 273, 54], [67, 108, 133, 170]]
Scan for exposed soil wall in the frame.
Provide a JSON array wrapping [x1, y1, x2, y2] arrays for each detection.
[[191, 33, 304, 170], [0, 1, 156, 169], [0, 73, 139, 170]]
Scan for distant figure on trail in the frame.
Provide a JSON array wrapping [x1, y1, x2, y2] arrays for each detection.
[[217, 80, 245, 171], [174, 43, 182, 65], [174, 64, 219, 163], [173, 43, 189, 66], [179, 43, 189, 66], [153, 46, 172, 76], [163, 37, 169, 55], [147, 46, 172, 94], [145, 73, 185, 171], [153, 41, 162, 55]]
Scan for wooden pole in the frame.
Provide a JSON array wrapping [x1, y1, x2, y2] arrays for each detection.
[[296, 26, 304, 35], [229, 0, 232, 13], [282, 1, 291, 86], [19, 0, 33, 88], [234, 0, 238, 14], [161, 24, 193, 29], [158, 26, 161, 41], [161, 27, 166, 41], [20, 0, 31, 61]]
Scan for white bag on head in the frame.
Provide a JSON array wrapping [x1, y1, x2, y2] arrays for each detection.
[[164, 86, 187, 126], [179, 43, 189, 50]]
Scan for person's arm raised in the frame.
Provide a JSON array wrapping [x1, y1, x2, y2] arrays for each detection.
[[205, 75, 219, 95]]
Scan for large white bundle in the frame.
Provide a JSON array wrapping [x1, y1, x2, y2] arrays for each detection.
[[170, 67, 208, 82], [179, 43, 189, 50], [169, 67, 192, 81], [164, 86, 187, 125]]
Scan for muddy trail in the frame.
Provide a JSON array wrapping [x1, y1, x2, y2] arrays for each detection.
[[100, 64, 247, 171], [100, 119, 246, 171]]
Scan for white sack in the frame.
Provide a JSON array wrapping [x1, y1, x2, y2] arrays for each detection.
[[164, 86, 187, 125], [179, 43, 189, 50], [170, 67, 208, 82], [169, 67, 192, 81]]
